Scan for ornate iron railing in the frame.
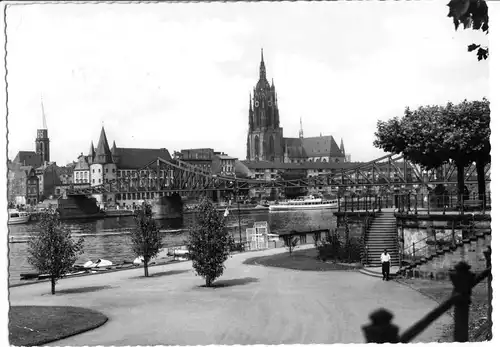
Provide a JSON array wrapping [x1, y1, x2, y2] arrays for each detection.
[[362, 248, 492, 343]]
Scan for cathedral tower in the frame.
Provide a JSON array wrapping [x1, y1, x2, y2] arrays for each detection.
[[35, 98, 50, 164], [246, 49, 284, 162]]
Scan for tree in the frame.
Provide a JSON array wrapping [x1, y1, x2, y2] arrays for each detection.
[[27, 210, 85, 295], [130, 203, 163, 277], [440, 99, 490, 201], [374, 99, 490, 200], [282, 232, 299, 256], [187, 197, 234, 287], [447, 0, 489, 60]]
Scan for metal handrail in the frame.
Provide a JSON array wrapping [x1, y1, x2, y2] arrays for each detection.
[[399, 267, 491, 343]]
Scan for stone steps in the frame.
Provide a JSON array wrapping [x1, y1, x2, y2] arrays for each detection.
[[398, 229, 491, 279], [365, 212, 398, 266]]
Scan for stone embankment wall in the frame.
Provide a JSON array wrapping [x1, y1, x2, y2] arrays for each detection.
[[335, 212, 377, 239], [398, 215, 491, 280]]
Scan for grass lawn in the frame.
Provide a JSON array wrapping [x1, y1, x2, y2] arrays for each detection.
[[397, 278, 491, 342], [9, 306, 108, 346], [243, 248, 362, 271]]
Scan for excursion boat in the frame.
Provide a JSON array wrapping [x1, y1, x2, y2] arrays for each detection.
[[269, 196, 338, 212], [7, 209, 30, 225]]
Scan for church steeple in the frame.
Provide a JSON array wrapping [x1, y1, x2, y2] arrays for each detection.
[[340, 138, 345, 155], [259, 48, 266, 80], [94, 127, 112, 164], [299, 117, 304, 139], [247, 49, 283, 163], [35, 96, 50, 164]]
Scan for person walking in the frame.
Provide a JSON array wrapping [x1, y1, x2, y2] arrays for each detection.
[[381, 249, 391, 281]]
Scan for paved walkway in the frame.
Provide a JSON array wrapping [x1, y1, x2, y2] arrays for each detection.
[[9, 246, 451, 345]]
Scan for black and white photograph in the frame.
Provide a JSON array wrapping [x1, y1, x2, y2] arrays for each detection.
[[1, 0, 496, 345]]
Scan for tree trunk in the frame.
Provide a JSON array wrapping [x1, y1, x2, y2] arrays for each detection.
[[205, 277, 211, 287], [476, 160, 487, 205], [51, 276, 56, 295], [143, 258, 149, 277], [456, 162, 465, 204]]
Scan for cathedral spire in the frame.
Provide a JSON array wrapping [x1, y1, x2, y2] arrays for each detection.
[[340, 138, 345, 154], [259, 48, 266, 80], [299, 117, 304, 139], [40, 96, 47, 130]]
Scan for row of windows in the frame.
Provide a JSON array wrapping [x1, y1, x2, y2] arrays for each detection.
[[75, 171, 89, 178], [75, 179, 89, 183], [116, 192, 157, 200], [117, 170, 170, 177], [91, 168, 116, 174]]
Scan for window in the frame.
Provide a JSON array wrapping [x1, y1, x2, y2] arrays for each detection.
[[106, 168, 108, 173], [98, 169, 101, 173], [92, 169, 95, 173], [106, 179, 108, 183], [112, 168, 116, 173], [92, 179, 95, 183], [98, 179, 101, 183]]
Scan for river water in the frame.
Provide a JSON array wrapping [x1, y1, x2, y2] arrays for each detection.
[[8, 209, 336, 285]]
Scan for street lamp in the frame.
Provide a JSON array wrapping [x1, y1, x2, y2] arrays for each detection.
[[233, 183, 242, 247]]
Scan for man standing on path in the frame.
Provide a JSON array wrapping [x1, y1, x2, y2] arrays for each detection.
[[381, 249, 391, 281]]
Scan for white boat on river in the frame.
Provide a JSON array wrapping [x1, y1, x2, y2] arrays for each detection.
[[269, 196, 338, 212], [7, 209, 30, 225]]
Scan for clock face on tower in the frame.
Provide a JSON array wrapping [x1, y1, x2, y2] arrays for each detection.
[[254, 101, 259, 107]]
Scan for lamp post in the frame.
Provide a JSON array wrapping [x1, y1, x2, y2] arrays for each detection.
[[233, 183, 242, 246]]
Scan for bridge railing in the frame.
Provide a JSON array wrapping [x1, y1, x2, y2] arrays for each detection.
[[337, 193, 491, 215], [363, 253, 492, 343]]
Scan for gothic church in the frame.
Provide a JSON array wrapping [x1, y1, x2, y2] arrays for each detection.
[[246, 50, 346, 164]]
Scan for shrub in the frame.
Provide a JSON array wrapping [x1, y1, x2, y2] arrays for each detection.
[[315, 230, 362, 263]]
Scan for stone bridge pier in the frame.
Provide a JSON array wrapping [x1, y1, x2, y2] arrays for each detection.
[[152, 193, 183, 219]]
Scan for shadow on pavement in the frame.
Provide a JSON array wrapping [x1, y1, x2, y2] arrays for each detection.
[[43, 285, 113, 295], [130, 269, 190, 279], [198, 277, 259, 289]]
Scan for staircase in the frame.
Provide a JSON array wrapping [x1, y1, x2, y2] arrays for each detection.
[[365, 211, 399, 266], [397, 228, 491, 279]]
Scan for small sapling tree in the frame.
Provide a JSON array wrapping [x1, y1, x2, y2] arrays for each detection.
[[27, 210, 85, 295], [130, 203, 163, 277], [282, 232, 299, 256], [187, 197, 234, 287]]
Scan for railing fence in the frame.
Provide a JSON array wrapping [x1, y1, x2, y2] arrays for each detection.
[[362, 249, 491, 343]]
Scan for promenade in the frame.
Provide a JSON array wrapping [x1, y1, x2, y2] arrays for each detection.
[[10, 246, 451, 345]]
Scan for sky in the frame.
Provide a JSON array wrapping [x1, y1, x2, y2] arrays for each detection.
[[5, 1, 490, 165]]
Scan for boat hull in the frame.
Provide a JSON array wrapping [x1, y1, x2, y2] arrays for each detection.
[[7, 216, 30, 225]]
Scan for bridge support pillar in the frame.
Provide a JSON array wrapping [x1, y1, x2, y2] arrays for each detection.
[[152, 193, 183, 219]]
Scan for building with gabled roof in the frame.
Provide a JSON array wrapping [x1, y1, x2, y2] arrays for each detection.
[[77, 126, 172, 208], [13, 151, 43, 168]]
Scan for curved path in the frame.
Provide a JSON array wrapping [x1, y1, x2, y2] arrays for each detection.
[[9, 246, 451, 345]]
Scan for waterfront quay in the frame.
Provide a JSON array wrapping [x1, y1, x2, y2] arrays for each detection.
[[8, 209, 335, 286], [9, 245, 451, 345]]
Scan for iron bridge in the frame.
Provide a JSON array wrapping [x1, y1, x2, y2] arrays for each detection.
[[65, 154, 490, 196]]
